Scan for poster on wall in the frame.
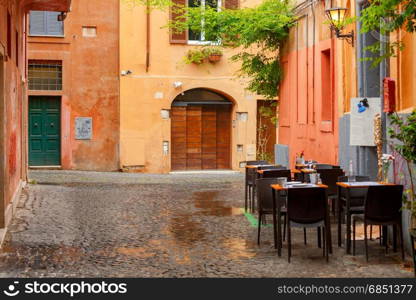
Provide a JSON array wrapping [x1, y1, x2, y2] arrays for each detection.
[[349, 97, 381, 146], [75, 117, 93, 140]]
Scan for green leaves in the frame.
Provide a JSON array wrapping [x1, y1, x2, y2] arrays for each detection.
[[359, 0, 416, 66], [388, 110, 416, 219], [168, 0, 295, 99]]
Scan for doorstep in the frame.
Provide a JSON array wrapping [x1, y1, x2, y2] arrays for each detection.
[[29, 165, 62, 170]]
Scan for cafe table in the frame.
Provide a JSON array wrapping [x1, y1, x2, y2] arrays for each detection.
[[336, 181, 399, 254], [271, 183, 329, 257]]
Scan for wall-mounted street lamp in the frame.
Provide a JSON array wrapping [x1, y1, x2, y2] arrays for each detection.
[[325, 7, 354, 46]]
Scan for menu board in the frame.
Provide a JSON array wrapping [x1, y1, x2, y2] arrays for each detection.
[[350, 97, 381, 146]]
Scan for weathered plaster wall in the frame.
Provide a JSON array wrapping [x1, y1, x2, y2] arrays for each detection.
[[278, 1, 341, 168], [28, 0, 120, 171], [0, 0, 71, 227], [119, 2, 266, 173]]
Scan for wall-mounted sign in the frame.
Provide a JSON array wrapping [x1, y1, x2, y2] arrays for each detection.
[[75, 117, 93, 140], [350, 97, 381, 146]]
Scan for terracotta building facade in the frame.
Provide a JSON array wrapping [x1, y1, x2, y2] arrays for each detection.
[[27, 0, 120, 171], [119, 0, 272, 173], [0, 0, 71, 234]]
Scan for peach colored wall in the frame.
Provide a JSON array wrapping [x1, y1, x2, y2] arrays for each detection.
[[120, 1, 266, 173], [390, 31, 416, 112], [28, 0, 120, 171], [279, 1, 341, 168]]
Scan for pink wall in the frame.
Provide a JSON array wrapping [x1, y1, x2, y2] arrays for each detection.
[[279, 37, 339, 168]]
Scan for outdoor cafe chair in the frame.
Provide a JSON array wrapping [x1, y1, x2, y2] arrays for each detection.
[[260, 169, 291, 180], [245, 161, 268, 211], [250, 165, 285, 211], [256, 178, 287, 246], [352, 185, 404, 261], [337, 175, 371, 237], [316, 168, 345, 214], [315, 164, 333, 169], [286, 187, 331, 263]]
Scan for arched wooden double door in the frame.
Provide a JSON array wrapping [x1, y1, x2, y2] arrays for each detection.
[[171, 89, 232, 170]]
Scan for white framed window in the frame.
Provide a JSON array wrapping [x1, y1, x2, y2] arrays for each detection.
[[188, 0, 222, 45]]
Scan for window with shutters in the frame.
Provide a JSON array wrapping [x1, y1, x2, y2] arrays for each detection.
[[29, 11, 64, 37], [28, 60, 62, 90], [188, 0, 222, 44]]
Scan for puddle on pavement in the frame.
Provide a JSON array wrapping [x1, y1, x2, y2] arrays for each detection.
[[193, 191, 243, 217], [222, 238, 257, 259], [167, 214, 207, 245]]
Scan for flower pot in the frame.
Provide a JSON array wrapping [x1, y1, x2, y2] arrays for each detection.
[[208, 54, 222, 63]]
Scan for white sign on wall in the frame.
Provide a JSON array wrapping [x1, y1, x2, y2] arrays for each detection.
[[350, 97, 381, 146], [75, 117, 93, 140]]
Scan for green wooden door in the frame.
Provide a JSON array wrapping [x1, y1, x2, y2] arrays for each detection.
[[29, 96, 61, 166]]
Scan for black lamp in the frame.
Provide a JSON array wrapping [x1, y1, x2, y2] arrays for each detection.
[[325, 7, 354, 46]]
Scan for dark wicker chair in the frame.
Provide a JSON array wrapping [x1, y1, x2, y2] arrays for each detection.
[[245, 161, 268, 211], [256, 178, 287, 246], [315, 164, 334, 169], [286, 187, 331, 262], [316, 168, 345, 215], [261, 169, 291, 180], [352, 185, 404, 261]]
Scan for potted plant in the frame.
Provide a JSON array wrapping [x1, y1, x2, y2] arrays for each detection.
[[203, 47, 223, 63], [388, 110, 416, 276], [184, 49, 205, 65]]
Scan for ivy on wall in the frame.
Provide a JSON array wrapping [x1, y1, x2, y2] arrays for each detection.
[[360, 0, 416, 65], [169, 0, 295, 100]]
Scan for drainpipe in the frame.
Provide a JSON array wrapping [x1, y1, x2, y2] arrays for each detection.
[[379, 21, 389, 154], [311, 0, 315, 123], [146, 0, 150, 73]]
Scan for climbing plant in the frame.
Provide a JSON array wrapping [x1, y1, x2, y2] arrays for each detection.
[[257, 101, 278, 162], [169, 0, 295, 99], [359, 0, 416, 66], [388, 110, 416, 224]]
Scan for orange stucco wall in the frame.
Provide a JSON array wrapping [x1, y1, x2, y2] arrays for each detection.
[[120, 1, 267, 173], [28, 0, 120, 171], [1, 0, 71, 227], [279, 1, 341, 168]]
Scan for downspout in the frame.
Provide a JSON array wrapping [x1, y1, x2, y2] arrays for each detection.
[[146, 0, 150, 73], [379, 20, 388, 154]]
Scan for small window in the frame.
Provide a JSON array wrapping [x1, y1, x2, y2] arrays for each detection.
[[82, 26, 97, 37], [28, 60, 62, 90], [29, 11, 64, 37], [188, 0, 221, 44]]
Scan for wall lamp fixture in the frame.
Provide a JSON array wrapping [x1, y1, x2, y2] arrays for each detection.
[[325, 7, 354, 46]]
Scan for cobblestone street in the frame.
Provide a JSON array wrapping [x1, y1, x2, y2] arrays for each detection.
[[0, 171, 413, 277]]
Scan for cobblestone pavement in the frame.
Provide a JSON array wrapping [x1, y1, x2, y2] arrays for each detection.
[[0, 170, 413, 277]]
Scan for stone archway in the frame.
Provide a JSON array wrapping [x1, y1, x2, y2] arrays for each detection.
[[171, 88, 233, 171]]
